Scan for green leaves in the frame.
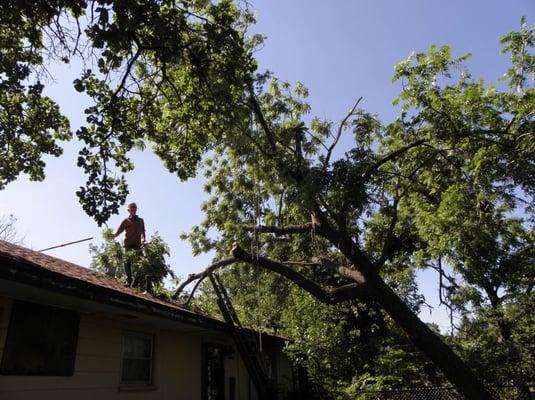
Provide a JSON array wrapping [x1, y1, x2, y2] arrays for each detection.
[[90, 229, 174, 295], [1, 4, 534, 392], [500, 16, 535, 92], [0, 82, 71, 189], [380, 18, 535, 387], [70, 0, 259, 224], [1, 0, 259, 224], [0, 2, 72, 189]]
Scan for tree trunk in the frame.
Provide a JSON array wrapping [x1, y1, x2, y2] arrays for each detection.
[[492, 307, 531, 399], [318, 224, 494, 400], [369, 275, 492, 400]]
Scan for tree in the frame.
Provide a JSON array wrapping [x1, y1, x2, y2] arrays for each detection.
[[0, 214, 23, 244], [1, 0, 257, 223], [1, 1, 533, 398], [174, 22, 533, 399], [90, 229, 175, 296], [186, 217, 439, 396], [382, 18, 534, 393]]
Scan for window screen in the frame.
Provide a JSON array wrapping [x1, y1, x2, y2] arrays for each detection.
[[121, 332, 153, 384], [0, 300, 79, 376]]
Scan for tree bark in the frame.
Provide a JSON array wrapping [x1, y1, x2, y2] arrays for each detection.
[[312, 214, 494, 400], [189, 216, 495, 398], [370, 276, 492, 400]]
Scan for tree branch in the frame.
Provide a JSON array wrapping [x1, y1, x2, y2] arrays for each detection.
[[111, 49, 141, 103], [309, 256, 368, 285], [247, 81, 277, 152], [172, 257, 238, 299], [324, 97, 362, 169], [242, 223, 314, 236], [232, 243, 374, 304], [368, 139, 427, 174]]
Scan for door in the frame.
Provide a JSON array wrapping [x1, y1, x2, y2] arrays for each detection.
[[203, 343, 225, 400]]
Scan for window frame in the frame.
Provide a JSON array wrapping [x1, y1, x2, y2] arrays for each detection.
[[120, 330, 154, 386], [0, 300, 79, 376]]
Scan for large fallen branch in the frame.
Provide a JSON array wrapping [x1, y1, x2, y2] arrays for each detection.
[[172, 257, 238, 300], [231, 243, 374, 304], [173, 244, 374, 305]]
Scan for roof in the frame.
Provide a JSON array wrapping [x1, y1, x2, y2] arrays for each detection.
[[0, 240, 226, 331], [0, 240, 287, 344]]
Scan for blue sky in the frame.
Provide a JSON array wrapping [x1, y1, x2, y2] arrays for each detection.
[[1, 0, 533, 330]]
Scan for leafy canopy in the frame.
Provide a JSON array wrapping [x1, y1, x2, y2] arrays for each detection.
[[90, 229, 175, 296], [1, 0, 258, 224], [1, 1, 533, 396]]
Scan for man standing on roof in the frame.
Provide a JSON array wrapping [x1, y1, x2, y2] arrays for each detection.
[[115, 202, 145, 285]]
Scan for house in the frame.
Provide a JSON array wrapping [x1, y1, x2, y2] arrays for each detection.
[[0, 240, 302, 400]]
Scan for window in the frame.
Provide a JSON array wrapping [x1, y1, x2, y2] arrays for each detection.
[[121, 332, 153, 384], [0, 300, 79, 376]]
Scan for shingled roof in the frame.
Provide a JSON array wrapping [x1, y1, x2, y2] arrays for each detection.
[[0, 240, 224, 330]]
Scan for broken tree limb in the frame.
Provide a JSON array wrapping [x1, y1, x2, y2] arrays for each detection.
[[247, 81, 277, 152], [309, 256, 367, 285], [173, 257, 238, 300], [309, 202, 494, 400], [231, 243, 374, 304], [284, 257, 368, 288], [173, 248, 373, 306]]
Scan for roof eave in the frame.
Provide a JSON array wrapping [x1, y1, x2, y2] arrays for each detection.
[[0, 254, 229, 332]]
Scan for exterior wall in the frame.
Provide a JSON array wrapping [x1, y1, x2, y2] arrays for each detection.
[[0, 294, 294, 400], [0, 296, 204, 400]]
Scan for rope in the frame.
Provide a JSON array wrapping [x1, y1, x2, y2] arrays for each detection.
[[39, 237, 93, 252], [251, 153, 263, 353]]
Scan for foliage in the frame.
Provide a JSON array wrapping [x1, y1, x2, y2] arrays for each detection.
[[383, 19, 535, 387], [183, 18, 534, 396], [90, 229, 175, 296], [0, 2, 71, 189], [1, 0, 258, 224], [452, 292, 535, 386], [1, 1, 533, 396], [281, 290, 441, 398]]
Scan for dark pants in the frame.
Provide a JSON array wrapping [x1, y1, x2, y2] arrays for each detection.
[[124, 244, 142, 286]]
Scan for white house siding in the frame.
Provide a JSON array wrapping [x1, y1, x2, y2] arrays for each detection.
[[0, 296, 210, 400], [224, 342, 255, 400]]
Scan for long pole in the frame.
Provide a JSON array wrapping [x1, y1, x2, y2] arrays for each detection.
[[39, 237, 93, 252]]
